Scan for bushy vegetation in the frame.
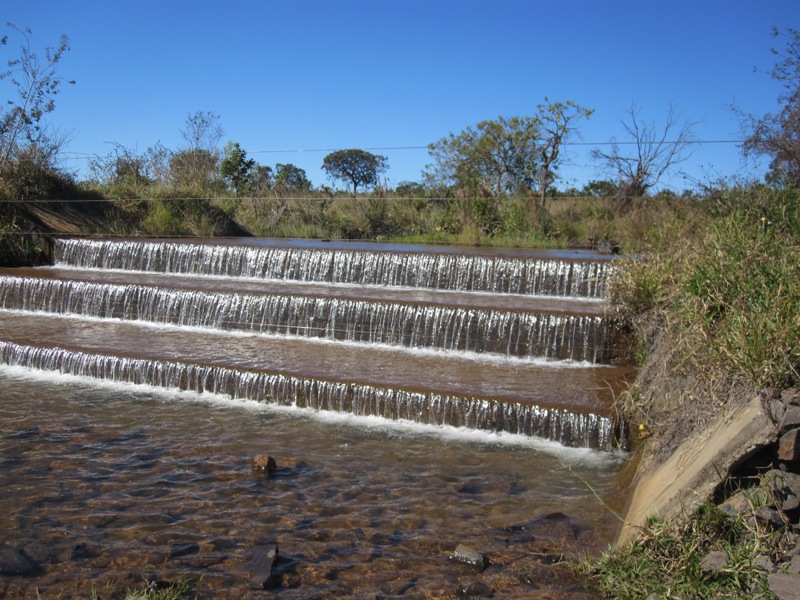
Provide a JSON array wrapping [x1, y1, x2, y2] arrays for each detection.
[[610, 186, 800, 421]]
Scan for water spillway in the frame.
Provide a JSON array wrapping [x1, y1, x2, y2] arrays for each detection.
[[0, 275, 612, 362], [0, 237, 630, 450], [55, 238, 612, 297]]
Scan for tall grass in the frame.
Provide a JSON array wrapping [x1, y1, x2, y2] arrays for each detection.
[[611, 186, 800, 399]]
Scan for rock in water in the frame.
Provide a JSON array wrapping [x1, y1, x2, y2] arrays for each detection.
[[249, 543, 279, 589], [0, 543, 39, 576], [251, 455, 277, 477], [456, 579, 493, 597], [451, 544, 488, 570]]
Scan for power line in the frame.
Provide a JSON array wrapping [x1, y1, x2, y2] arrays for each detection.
[[52, 138, 745, 162]]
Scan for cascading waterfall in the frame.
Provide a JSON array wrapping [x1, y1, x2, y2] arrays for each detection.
[[55, 238, 612, 298], [0, 237, 632, 451], [0, 276, 610, 362], [0, 341, 626, 450]]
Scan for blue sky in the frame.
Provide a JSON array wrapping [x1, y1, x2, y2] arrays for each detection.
[[4, 0, 798, 192]]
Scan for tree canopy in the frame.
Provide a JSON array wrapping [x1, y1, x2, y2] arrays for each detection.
[[424, 100, 592, 205], [220, 141, 255, 194], [322, 149, 388, 195], [740, 28, 800, 187], [274, 163, 311, 193]]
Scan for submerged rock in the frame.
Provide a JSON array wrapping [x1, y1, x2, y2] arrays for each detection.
[[456, 579, 493, 597], [249, 543, 279, 589], [0, 543, 39, 576], [169, 542, 199, 558], [451, 544, 488, 570]]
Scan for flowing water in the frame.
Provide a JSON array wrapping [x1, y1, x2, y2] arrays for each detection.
[[0, 238, 636, 599]]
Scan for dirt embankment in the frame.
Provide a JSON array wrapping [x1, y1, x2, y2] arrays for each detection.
[[2, 199, 250, 266]]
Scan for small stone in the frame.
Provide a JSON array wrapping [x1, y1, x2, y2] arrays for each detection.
[[783, 495, 800, 512], [780, 429, 800, 461], [780, 407, 800, 433], [755, 507, 785, 529], [773, 471, 800, 500], [700, 550, 728, 573], [769, 573, 800, 600], [451, 544, 488, 570], [783, 387, 800, 406], [754, 554, 775, 572], [787, 554, 800, 575], [773, 400, 789, 425], [251, 455, 277, 476]]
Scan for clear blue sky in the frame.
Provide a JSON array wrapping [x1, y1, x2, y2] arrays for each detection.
[[4, 0, 798, 192]]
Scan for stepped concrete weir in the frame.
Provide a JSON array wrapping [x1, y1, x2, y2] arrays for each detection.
[[0, 237, 637, 597], [0, 237, 632, 450]]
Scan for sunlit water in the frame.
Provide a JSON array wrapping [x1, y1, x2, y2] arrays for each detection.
[[0, 238, 634, 598], [0, 367, 631, 599]]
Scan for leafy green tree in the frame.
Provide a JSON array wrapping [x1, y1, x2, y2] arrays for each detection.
[[321, 149, 388, 195], [220, 141, 255, 194], [739, 28, 800, 187], [0, 24, 75, 176], [424, 100, 591, 205], [248, 164, 273, 192], [169, 148, 218, 189], [425, 116, 538, 195], [533, 100, 594, 210], [274, 163, 311, 193], [582, 179, 620, 198]]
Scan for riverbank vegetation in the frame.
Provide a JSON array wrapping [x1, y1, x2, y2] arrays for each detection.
[[581, 28, 800, 598], [582, 184, 800, 598]]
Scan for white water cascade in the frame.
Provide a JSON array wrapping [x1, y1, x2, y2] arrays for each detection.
[[0, 237, 631, 450]]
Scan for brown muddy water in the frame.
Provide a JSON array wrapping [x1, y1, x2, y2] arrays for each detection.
[[0, 368, 631, 599]]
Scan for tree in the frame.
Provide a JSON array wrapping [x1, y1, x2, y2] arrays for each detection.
[[592, 103, 695, 211], [181, 110, 224, 153], [0, 24, 75, 176], [248, 164, 273, 192], [321, 149, 388, 195], [170, 111, 224, 189], [533, 100, 593, 210], [424, 100, 591, 204], [739, 28, 800, 187], [425, 116, 538, 196], [220, 141, 255, 194], [169, 148, 218, 188], [582, 179, 620, 198], [274, 163, 311, 193]]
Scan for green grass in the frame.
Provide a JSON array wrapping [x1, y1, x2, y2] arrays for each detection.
[[579, 503, 780, 599]]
